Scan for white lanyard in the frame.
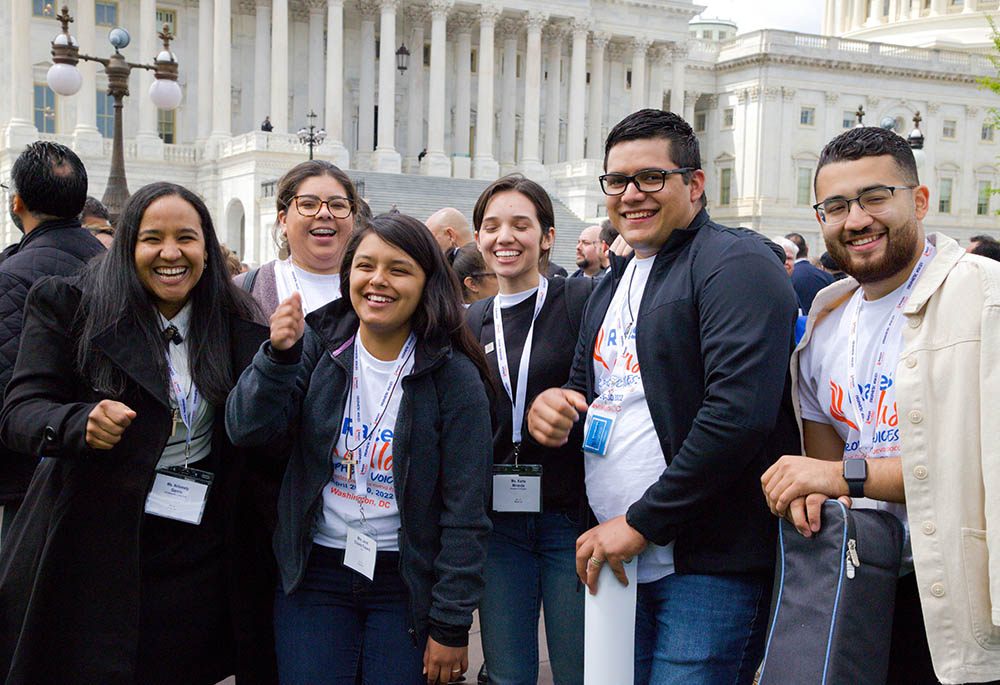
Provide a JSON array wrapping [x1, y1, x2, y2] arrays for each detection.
[[846, 239, 934, 457], [165, 351, 200, 465], [279, 259, 312, 313], [492, 277, 548, 448], [344, 332, 416, 523]]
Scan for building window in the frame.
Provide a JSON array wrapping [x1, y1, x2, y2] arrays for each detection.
[[158, 108, 176, 144], [843, 110, 855, 128], [938, 178, 953, 214], [96, 1, 118, 25], [96, 90, 114, 138], [516, 54, 522, 78], [156, 8, 176, 36], [423, 43, 430, 67], [694, 112, 706, 133], [942, 119, 957, 138], [796, 167, 813, 206], [800, 107, 815, 126], [625, 69, 632, 90], [978, 180, 991, 215], [722, 107, 734, 128], [982, 123, 994, 141], [33, 83, 56, 133], [720, 168, 733, 206], [471, 48, 478, 73], [33, 0, 57, 17]]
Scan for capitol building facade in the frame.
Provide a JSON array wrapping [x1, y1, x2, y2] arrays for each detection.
[[1, 0, 999, 264]]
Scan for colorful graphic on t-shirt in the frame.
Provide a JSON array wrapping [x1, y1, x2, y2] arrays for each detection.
[[329, 417, 397, 510]]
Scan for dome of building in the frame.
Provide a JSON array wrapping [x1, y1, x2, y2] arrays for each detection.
[[689, 16, 739, 42]]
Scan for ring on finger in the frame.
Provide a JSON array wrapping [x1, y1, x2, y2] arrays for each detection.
[[588, 556, 604, 567]]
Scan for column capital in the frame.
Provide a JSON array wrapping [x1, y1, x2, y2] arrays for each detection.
[[630, 36, 652, 55], [706, 94, 719, 108], [926, 101, 940, 115], [239, 0, 257, 14], [780, 87, 796, 101], [824, 91, 839, 105], [589, 31, 611, 50], [669, 41, 688, 60], [404, 3, 430, 24], [378, 0, 400, 12], [965, 104, 980, 118], [357, 0, 380, 20], [523, 10, 548, 32], [648, 44, 669, 64], [256, 0, 272, 9], [304, 0, 327, 13], [542, 21, 567, 43], [428, 0, 453, 20], [607, 40, 628, 61], [450, 10, 478, 33], [497, 16, 521, 41], [684, 90, 699, 107], [569, 18, 591, 37], [477, 2, 502, 25]]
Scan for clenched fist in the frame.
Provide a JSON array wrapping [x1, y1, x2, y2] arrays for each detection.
[[270, 292, 306, 351], [86, 399, 137, 449]]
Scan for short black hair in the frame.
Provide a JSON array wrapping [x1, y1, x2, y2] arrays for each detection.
[[11, 141, 88, 219], [820, 251, 841, 272], [970, 234, 996, 244], [603, 109, 704, 207], [785, 232, 807, 258], [972, 239, 1000, 262], [599, 219, 618, 248], [816, 127, 918, 193], [79, 196, 110, 223]]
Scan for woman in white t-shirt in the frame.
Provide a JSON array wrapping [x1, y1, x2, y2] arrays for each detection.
[[227, 213, 494, 684]]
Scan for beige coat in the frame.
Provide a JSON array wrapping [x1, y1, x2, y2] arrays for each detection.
[[791, 233, 1000, 684]]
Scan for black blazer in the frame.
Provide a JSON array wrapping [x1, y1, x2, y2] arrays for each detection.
[[563, 210, 801, 576], [0, 276, 276, 684]]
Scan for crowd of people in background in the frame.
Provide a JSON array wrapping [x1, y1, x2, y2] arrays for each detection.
[[0, 106, 997, 685]]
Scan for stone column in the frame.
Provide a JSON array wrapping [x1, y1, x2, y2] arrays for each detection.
[[586, 32, 609, 159], [647, 46, 666, 110], [519, 11, 548, 178], [824, 0, 836, 33], [271, 0, 289, 132], [324, 0, 349, 166], [307, 0, 326, 121], [6, 0, 35, 144], [852, 0, 867, 27], [498, 17, 520, 174], [684, 90, 697, 125], [669, 44, 686, 114], [136, 0, 162, 151], [73, 0, 101, 147], [630, 37, 650, 114], [930, 0, 946, 14], [565, 19, 589, 162], [404, 5, 428, 172], [607, 41, 627, 135], [963, 0, 975, 12], [253, 0, 271, 128], [451, 12, 477, 178], [900, 0, 912, 19], [423, 0, 453, 176], [372, 0, 402, 171], [840, 0, 853, 29], [357, 0, 379, 166], [211, 0, 232, 138], [543, 22, 566, 164], [473, 3, 501, 179], [197, 0, 214, 139]]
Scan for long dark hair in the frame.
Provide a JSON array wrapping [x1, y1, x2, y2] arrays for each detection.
[[76, 182, 260, 405], [339, 213, 493, 393]]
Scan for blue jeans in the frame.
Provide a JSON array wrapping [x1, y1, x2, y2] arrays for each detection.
[[634, 572, 771, 685], [273, 544, 424, 685], [479, 511, 584, 685]]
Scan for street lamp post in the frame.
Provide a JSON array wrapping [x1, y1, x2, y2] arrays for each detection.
[[47, 6, 182, 221], [297, 110, 327, 160]]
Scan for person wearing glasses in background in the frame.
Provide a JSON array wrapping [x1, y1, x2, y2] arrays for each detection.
[[235, 160, 362, 318], [527, 109, 799, 684], [450, 242, 498, 306], [762, 126, 1000, 684], [571, 224, 610, 279], [79, 196, 115, 249]]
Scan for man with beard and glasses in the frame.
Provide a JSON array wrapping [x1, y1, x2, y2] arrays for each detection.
[[0, 142, 103, 544], [762, 126, 1000, 684]]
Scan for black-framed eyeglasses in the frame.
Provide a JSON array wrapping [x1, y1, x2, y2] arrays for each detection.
[[813, 185, 916, 225], [291, 194, 354, 219], [599, 167, 694, 196]]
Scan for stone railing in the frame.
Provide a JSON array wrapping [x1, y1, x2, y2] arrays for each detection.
[[218, 131, 309, 158]]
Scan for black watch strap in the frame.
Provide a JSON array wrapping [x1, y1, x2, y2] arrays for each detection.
[[844, 458, 867, 499], [847, 479, 865, 498]]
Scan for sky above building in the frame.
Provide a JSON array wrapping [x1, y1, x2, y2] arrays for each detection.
[[697, 0, 824, 35]]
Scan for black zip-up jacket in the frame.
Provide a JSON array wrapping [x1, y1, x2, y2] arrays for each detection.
[[563, 209, 801, 576], [225, 298, 493, 647], [0, 218, 104, 503]]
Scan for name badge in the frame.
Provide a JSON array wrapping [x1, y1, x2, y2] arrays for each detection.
[[492, 464, 542, 512], [583, 401, 619, 457], [343, 524, 378, 581], [144, 465, 214, 525]]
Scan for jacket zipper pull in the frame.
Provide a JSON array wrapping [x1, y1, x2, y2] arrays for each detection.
[[846, 538, 860, 579]]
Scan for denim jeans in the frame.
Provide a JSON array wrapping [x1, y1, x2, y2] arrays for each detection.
[[478, 511, 584, 685], [273, 544, 424, 685], [634, 571, 771, 685]]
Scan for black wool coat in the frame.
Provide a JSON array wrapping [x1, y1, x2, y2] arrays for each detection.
[[0, 276, 278, 684]]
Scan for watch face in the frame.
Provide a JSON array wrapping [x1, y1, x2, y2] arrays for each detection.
[[844, 458, 867, 480]]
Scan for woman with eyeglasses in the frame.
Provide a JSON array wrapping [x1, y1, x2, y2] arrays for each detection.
[[236, 160, 363, 317], [465, 175, 594, 685], [451, 242, 498, 306]]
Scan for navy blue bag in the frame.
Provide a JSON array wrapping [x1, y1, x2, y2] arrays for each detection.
[[758, 499, 905, 685]]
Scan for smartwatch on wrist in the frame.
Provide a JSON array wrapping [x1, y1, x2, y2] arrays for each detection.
[[843, 458, 867, 498]]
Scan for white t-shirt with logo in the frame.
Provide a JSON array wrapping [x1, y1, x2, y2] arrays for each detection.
[[585, 255, 675, 584], [313, 337, 414, 551], [275, 258, 341, 314], [798, 278, 913, 565]]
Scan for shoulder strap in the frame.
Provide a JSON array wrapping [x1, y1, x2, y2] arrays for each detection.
[[240, 266, 261, 294]]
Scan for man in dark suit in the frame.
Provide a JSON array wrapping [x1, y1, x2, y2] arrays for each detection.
[[786, 232, 833, 314]]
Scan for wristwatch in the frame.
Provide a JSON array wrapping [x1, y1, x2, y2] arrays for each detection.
[[843, 458, 868, 498]]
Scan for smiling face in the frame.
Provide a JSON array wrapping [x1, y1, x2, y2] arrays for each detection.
[[605, 138, 705, 258], [814, 154, 928, 289], [279, 174, 355, 274], [349, 232, 427, 340], [476, 190, 554, 294], [134, 194, 207, 319]]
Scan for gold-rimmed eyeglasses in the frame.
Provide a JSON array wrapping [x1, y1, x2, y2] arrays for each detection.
[[291, 194, 354, 219]]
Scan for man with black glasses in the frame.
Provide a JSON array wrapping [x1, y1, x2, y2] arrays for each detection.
[[527, 109, 799, 684], [0, 142, 104, 544], [762, 126, 1000, 683]]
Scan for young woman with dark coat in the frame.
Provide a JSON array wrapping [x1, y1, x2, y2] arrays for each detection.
[[225, 213, 494, 684], [0, 182, 277, 684]]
